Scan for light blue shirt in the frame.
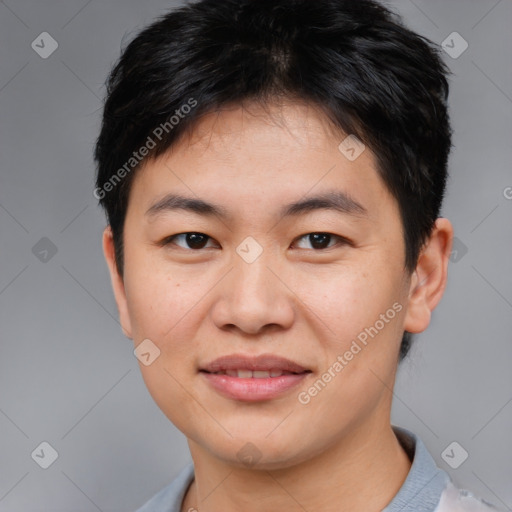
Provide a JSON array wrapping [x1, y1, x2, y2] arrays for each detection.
[[135, 426, 498, 512]]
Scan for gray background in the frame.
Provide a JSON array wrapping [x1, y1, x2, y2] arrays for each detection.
[[0, 0, 511, 511]]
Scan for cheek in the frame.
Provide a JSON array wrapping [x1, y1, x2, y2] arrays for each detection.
[[297, 262, 400, 339], [295, 261, 407, 396], [122, 241, 204, 337], [292, 266, 405, 425], [123, 261, 206, 428]]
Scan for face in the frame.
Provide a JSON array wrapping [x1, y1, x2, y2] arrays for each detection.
[[103, 100, 450, 470]]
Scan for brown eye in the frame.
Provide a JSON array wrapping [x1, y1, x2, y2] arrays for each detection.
[[164, 232, 216, 250], [294, 233, 348, 250]]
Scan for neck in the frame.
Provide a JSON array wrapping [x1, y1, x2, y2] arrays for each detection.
[[182, 421, 412, 512]]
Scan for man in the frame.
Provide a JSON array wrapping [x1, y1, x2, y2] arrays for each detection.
[[94, 1, 499, 510]]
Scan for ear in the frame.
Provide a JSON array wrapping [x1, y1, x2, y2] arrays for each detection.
[[102, 226, 133, 339], [403, 218, 453, 334]]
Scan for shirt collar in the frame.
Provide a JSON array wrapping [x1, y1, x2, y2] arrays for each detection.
[[384, 425, 450, 512]]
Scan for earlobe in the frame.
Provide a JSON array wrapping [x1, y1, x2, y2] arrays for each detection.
[[403, 218, 453, 334], [102, 226, 133, 339]]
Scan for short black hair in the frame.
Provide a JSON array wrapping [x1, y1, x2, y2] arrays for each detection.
[[94, 0, 452, 361]]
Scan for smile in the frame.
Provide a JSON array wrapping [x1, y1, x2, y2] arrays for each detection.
[[206, 369, 301, 378]]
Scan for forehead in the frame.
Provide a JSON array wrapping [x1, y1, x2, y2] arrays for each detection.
[[127, 100, 396, 225], [178, 100, 345, 152]]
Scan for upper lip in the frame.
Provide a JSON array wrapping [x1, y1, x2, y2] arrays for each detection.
[[200, 353, 310, 374]]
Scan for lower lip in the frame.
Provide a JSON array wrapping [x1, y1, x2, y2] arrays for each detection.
[[201, 372, 310, 402]]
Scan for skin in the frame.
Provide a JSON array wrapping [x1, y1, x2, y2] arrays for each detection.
[[102, 100, 453, 512]]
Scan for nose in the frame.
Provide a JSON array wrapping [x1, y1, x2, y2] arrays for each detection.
[[210, 251, 295, 336]]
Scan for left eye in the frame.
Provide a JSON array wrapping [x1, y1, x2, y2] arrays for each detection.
[[293, 233, 347, 250]]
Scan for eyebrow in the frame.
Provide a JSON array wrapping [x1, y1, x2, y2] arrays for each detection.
[[145, 190, 367, 221]]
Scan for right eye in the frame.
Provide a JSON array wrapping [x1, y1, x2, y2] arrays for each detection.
[[160, 232, 219, 250]]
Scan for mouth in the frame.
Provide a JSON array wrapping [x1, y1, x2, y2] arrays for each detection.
[[199, 353, 312, 401], [201, 369, 305, 378], [200, 353, 310, 374]]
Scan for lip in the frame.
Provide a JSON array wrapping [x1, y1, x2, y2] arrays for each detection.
[[201, 353, 309, 373], [200, 353, 312, 402]]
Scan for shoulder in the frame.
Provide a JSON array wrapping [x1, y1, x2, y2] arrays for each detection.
[[435, 480, 501, 512], [134, 463, 195, 512]]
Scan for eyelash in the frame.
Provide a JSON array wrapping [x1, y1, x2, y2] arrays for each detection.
[[160, 232, 351, 251]]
